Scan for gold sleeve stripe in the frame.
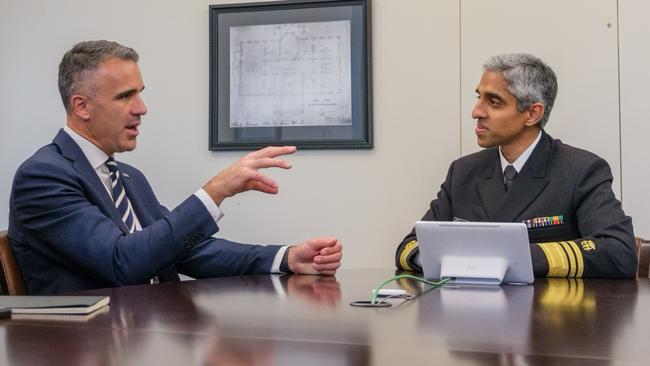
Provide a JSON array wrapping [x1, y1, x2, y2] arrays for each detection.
[[539, 241, 585, 278], [538, 243, 557, 276], [550, 242, 569, 277], [559, 241, 577, 277], [399, 240, 419, 271], [567, 240, 584, 277], [539, 242, 569, 277], [539, 242, 563, 276]]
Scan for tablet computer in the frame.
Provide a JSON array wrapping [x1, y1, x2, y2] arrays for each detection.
[[415, 221, 534, 285]]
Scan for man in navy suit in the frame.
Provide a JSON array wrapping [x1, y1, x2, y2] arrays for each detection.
[[8, 40, 342, 295]]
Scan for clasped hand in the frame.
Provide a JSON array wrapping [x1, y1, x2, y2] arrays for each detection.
[[287, 237, 342, 276]]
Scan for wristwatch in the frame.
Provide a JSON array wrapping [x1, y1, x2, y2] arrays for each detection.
[[280, 248, 293, 274]]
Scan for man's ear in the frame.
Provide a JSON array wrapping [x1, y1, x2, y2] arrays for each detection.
[[524, 102, 545, 127], [70, 94, 91, 120]]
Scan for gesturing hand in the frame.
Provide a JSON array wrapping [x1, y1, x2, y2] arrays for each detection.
[[287, 237, 343, 276], [203, 146, 297, 205]]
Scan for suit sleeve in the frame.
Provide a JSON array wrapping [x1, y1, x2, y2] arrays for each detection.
[[176, 238, 282, 278], [395, 162, 455, 271], [152, 202, 281, 279], [11, 159, 220, 286], [531, 157, 637, 278]]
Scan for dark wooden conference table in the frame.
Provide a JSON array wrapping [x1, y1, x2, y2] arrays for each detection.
[[1, 269, 649, 365]]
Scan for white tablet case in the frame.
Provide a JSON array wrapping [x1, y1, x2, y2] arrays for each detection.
[[415, 221, 534, 285]]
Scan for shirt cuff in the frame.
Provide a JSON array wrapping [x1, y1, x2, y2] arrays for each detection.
[[270, 245, 290, 273], [193, 189, 224, 224]]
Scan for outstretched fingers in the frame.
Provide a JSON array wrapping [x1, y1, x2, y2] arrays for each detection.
[[248, 146, 297, 160], [251, 157, 293, 170]]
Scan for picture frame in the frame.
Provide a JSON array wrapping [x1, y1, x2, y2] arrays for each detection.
[[209, 0, 373, 150]]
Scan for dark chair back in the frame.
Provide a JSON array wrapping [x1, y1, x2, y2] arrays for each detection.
[[636, 237, 650, 278], [0, 230, 26, 295]]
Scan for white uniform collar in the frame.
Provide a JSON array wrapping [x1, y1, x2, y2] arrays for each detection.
[[499, 130, 542, 173]]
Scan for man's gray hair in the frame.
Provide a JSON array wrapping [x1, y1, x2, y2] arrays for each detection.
[[58, 40, 139, 113], [483, 53, 558, 128]]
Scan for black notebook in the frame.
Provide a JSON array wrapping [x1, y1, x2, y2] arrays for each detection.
[[0, 296, 109, 315]]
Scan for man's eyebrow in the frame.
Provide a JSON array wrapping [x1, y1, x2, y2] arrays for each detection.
[[479, 90, 506, 102], [114, 86, 145, 100]]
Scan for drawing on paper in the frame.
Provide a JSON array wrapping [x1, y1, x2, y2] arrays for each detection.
[[229, 20, 352, 128]]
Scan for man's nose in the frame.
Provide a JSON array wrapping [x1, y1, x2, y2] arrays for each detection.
[[132, 94, 147, 115], [471, 101, 485, 119]]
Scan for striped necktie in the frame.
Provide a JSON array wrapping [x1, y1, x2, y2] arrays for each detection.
[[106, 157, 136, 233]]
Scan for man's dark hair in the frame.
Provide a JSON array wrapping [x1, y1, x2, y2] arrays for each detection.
[[58, 40, 139, 113]]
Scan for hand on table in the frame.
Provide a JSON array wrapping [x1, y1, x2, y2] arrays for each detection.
[[287, 237, 342, 276]]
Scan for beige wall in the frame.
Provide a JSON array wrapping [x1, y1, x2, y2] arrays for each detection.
[[620, 0, 650, 239], [1, 0, 647, 270], [460, 0, 621, 197]]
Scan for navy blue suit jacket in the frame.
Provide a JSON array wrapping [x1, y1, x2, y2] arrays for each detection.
[[9, 130, 281, 294]]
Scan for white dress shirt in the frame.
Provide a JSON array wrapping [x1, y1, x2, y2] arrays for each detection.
[[499, 130, 542, 178]]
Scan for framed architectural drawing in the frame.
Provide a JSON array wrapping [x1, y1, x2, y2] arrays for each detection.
[[209, 0, 372, 150]]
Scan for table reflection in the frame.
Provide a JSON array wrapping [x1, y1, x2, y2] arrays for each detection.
[[527, 278, 638, 359], [3, 271, 646, 366], [3, 274, 348, 365], [204, 333, 370, 366], [418, 284, 534, 351], [286, 275, 341, 306], [191, 275, 367, 365], [415, 277, 641, 365]]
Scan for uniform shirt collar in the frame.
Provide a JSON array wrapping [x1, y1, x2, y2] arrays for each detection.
[[499, 130, 542, 173]]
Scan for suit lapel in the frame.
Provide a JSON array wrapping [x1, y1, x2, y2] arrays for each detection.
[[54, 130, 180, 281], [491, 132, 552, 222], [476, 151, 506, 220], [54, 130, 130, 234]]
